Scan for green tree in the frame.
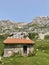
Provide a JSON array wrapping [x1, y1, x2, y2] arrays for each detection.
[[28, 33, 39, 40]]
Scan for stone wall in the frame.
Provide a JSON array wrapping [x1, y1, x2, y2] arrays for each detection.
[[4, 44, 34, 57]]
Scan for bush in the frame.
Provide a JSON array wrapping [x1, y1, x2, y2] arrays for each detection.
[[0, 34, 9, 41], [0, 41, 4, 56], [35, 40, 49, 54], [0, 34, 9, 56], [44, 35, 49, 40], [28, 33, 39, 40]]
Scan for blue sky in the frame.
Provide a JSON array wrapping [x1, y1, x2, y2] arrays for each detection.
[[0, 0, 49, 22]]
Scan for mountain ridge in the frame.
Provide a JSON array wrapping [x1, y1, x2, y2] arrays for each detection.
[[0, 16, 49, 34]]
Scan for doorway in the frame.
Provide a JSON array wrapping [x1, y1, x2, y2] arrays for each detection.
[[23, 46, 27, 54]]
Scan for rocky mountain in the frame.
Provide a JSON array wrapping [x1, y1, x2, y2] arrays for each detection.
[[0, 20, 27, 34], [0, 16, 49, 34], [16, 22, 27, 28], [24, 16, 49, 33]]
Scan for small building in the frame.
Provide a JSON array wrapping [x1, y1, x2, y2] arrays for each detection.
[[3, 38, 35, 57]]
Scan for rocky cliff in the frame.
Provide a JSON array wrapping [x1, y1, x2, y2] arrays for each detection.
[[0, 16, 49, 34]]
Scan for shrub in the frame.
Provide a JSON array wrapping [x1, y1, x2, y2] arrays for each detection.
[[0, 34, 9, 41], [0, 41, 4, 56], [0, 34, 9, 56], [35, 40, 49, 54], [28, 33, 39, 40], [44, 35, 49, 40]]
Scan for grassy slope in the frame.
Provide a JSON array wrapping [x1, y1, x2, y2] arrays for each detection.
[[0, 40, 48, 65], [2, 51, 49, 65], [0, 34, 49, 65]]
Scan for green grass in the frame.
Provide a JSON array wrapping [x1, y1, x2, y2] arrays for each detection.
[[1, 51, 49, 65], [0, 36, 49, 65]]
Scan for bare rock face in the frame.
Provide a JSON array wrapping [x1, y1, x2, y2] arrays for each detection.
[[0, 20, 27, 34], [0, 16, 49, 34], [29, 16, 49, 26], [25, 16, 49, 33], [0, 20, 17, 33]]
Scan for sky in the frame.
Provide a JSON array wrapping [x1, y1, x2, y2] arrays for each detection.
[[0, 0, 49, 22]]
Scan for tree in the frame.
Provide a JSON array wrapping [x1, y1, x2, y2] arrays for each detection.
[[28, 33, 39, 40]]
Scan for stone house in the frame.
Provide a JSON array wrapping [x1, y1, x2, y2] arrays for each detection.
[[3, 37, 35, 57]]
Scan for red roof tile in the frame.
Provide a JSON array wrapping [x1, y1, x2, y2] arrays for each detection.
[[3, 38, 34, 44]]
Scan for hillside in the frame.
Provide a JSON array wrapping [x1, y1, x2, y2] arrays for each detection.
[[0, 16, 49, 34], [0, 40, 49, 65], [0, 17, 49, 65], [25, 16, 49, 33], [0, 20, 27, 34]]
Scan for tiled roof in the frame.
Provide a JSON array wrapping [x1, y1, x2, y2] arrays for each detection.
[[3, 38, 34, 44]]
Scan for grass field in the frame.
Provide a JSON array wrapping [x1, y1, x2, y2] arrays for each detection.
[[0, 39, 49, 65], [1, 50, 49, 65]]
